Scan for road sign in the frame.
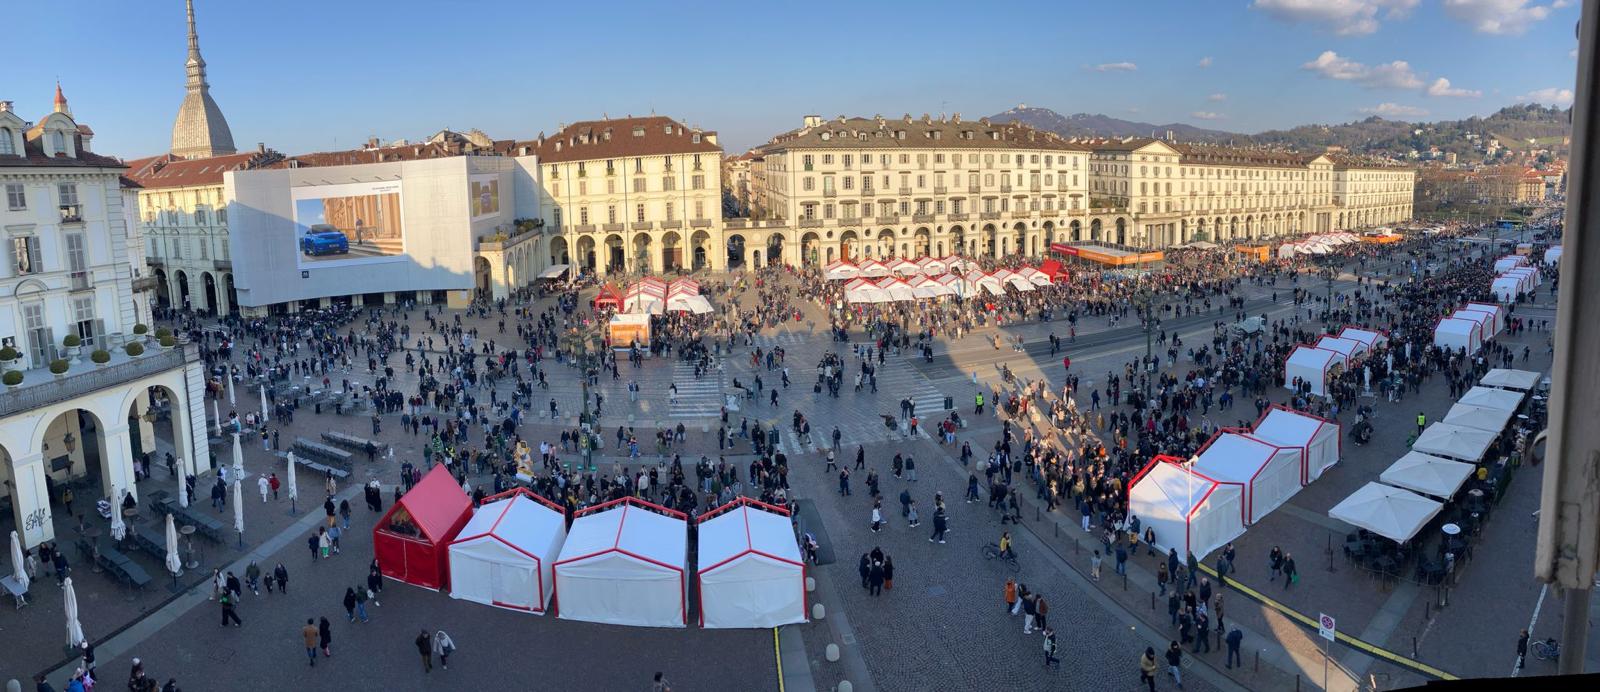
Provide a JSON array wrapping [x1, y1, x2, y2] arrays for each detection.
[[1318, 613, 1336, 642]]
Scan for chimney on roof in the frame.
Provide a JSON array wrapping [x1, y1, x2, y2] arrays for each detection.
[[0, 101, 11, 113], [257, 142, 265, 154], [802, 115, 821, 128], [1166, 130, 1174, 142], [903, 113, 913, 124], [952, 112, 961, 124]]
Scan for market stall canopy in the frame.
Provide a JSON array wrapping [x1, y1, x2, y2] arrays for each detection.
[[1191, 432, 1303, 524], [1283, 345, 1345, 397], [1493, 256, 1527, 273], [593, 284, 624, 310], [666, 294, 714, 314], [1442, 403, 1514, 433], [538, 264, 571, 280], [696, 498, 805, 629], [824, 260, 859, 281], [1544, 246, 1563, 266], [1250, 405, 1341, 484], [886, 258, 920, 277], [1314, 336, 1366, 361], [1432, 317, 1482, 355], [374, 464, 474, 591], [1490, 276, 1523, 303], [1328, 482, 1444, 543], [917, 257, 946, 274], [554, 498, 688, 628], [1412, 422, 1497, 463], [1017, 266, 1052, 286], [448, 489, 567, 613], [857, 259, 890, 278], [1458, 385, 1525, 412], [1380, 452, 1474, 500], [1460, 303, 1504, 335], [1126, 456, 1246, 560], [1479, 368, 1542, 392], [1337, 327, 1389, 350]]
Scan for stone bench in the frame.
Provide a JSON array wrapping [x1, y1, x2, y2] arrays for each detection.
[[293, 438, 353, 466]]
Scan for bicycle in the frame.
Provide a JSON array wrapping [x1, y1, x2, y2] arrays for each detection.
[[981, 543, 1020, 572], [1530, 637, 1560, 662]]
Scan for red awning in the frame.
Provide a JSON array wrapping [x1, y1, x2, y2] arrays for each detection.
[[1049, 243, 1079, 256], [397, 465, 472, 543], [1038, 259, 1063, 278], [593, 284, 624, 309]]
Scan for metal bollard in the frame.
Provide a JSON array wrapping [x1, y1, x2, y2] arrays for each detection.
[[825, 643, 840, 662], [1255, 650, 1260, 672], [837, 681, 853, 692]]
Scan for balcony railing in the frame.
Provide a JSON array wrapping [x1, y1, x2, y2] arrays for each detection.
[[861, 189, 876, 197], [823, 189, 837, 198], [912, 214, 934, 223], [132, 276, 158, 293], [0, 343, 194, 419], [59, 205, 83, 223], [603, 222, 625, 232], [725, 219, 749, 229], [574, 224, 597, 233], [980, 212, 1002, 220], [1030, 184, 1042, 193], [898, 187, 912, 196], [798, 219, 824, 228], [1000, 184, 1013, 193], [874, 216, 900, 225], [691, 218, 713, 228], [69, 271, 91, 291], [212, 259, 232, 270], [660, 220, 683, 229], [968, 185, 981, 193], [934, 186, 948, 195], [631, 221, 653, 230], [947, 213, 969, 221]]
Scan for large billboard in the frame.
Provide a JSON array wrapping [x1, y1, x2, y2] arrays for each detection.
[[292, 180, 406, 268], [469, 174, 500, 220]]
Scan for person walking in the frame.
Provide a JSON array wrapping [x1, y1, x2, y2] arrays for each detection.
[[1416, 412, 1426, 436], [1139, 647, 1159, 692], [867, 559, 885, 596], [1282, 553, 1298, 589], [318, 616, 332, 658], [416, 629, 434, 673], [870, 500, 883, 533], [301, 619, 319, 667], [928, 507, 948, 543], [343, 588, 358, 622], [1022, 592, 1038, 634], [244, 562, 262, 595], [367, 563, 383, 607], [1091, 550, 1103, 582], [1042, 628, 1060, 669], [258, 474, 270, 503], [1515, 629, 1528, 670], [1166, 641, 1184, 689], [273, 563, 289, 594], [353, 584, 371, 622], [1268, 546, 1284, 581], [1004, 577, 1018, 613], [1225, 626, 1244, 669], [219, 590, 242, 627], [432, 630, 456, 671]]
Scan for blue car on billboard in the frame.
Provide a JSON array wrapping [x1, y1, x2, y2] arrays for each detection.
[[300, 224, 350, 256]]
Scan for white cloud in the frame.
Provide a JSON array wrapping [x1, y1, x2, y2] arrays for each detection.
[[1426, 77, 1482, 98], [1302, 51, 1423, 89], [1198, 56, 1214, 68], [1442, 0, 1561, 35], [1190, 111, 1227, 120], [1092, 62, 1139, 72], [1517, 87, 1575, 106], [1127, 107, 1142, 114], [1360, 103, 1429, 117], [1207, 93, 1228, 102], [1252, 0, 1419, 36]]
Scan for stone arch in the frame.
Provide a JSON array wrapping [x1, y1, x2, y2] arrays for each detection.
[[1089, 218, 1102, 242], [949, 225, 966, 256], [1070, 220, 1082, 242], [800, 231, 821, 266], [175, 270, 192, 310], [604, 233, 626, 273], [661, 231, 683, 272], [631, 233, 653, 274], [766, 232, 786, 267], [551, 235, 571, 268], [839, 230, 858, 261], [982, 223, 998, 257], [690, 230, 712, 270], [876, 228, 895, 258], [1042, 221, 1056, 249], [726, 233, 747, 269], [913, 228, 931, 258], [1012, 222, 1027, 257], [1115, 217, 1127, 246]]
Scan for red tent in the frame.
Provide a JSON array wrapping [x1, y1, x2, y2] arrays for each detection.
[[592, 284, 624, 311], [1037, 259, 1065, 282], [374, 464, 473, 591]]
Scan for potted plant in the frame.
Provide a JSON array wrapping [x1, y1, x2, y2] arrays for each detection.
[[62, 334, 82, 362], [2, 369, 22, 389], [125, 342, 145, 357], [91, 349, 111, 367], [133, 323, 150, 343], [49, 359, 70, 378], [159, 335, 176, 350], [0, 345, 18, 365]]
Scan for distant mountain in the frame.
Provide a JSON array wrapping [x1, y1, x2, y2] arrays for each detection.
[[991, 104, 1571, 161], [990, 106, 1239, 143]]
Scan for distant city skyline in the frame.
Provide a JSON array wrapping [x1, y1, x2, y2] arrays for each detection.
[[7, 0, 1581, 158]]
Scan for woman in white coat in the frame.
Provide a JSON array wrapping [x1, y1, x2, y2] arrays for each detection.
[[432, 630, 456, 670]]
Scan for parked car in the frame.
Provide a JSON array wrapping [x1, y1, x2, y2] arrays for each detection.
[[300, 225, 349, 256]]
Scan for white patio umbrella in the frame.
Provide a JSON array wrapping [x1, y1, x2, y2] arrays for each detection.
[[286, 451, 299, 512], [64, 576, 84, 648], [211, 398, 222, 436], [9, 530, 28, 592], [163, 513, 182, 577], [232, 477, 245, 546], [109, 487, 126, 542], [231, 433, 245, 484], [260, 385, 270, 423], [176, 460, 189, 508], [227, 373, 236, 406]]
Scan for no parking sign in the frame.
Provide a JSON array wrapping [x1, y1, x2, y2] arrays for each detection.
[[1318, 613, 1336, 642]]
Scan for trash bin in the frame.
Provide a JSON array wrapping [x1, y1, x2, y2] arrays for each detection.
[[943, 396, 953, 411], [769, 428, 780, 446]]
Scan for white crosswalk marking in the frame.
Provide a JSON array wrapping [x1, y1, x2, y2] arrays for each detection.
[[750, 332, 808, 348], [774, 411, 931, 456], [667, 362, 725, 419]]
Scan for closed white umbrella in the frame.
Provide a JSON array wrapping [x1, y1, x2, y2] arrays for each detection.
[[286, 451, 299, 513], [9, 530, 28, 592], [260, 385, 270, 423], [176, 459, 189, 508], [227, 373, 236, 406], [109, 487, 126, 542], [63, 576, 84, 648], [211, 398, 222, 436], [232, 432, 244, 480], [232, 477, 245, 546], [163, 513, 182, 577]]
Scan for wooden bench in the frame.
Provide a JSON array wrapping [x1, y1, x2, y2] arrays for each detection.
[[94, 539, 151, 590], [320, 431, 384, 455], [131, 523, 167, 561], [295, 457, 350, 480], [172, 507, 224, 542], [293, 438, 353, 466]]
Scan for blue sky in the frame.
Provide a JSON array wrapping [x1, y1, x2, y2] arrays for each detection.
[[8, 0, 1580, 158]]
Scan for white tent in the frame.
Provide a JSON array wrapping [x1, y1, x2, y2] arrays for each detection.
[[1380, 452, 1475, 500], [1337, 327, 1389, 350], [1018, 266, 1052, 287], [966, 270, 1002, 296], [1315, 336, 1366, 361], [448, 490, 567, 613], [1493, 256, 1526, 273], [857, 259, 890, 278], [1127, 457, 1246, 560], [538, 264, 571, 280], [1283, 346, 1344, 396], [1459, 385, 1525, 412], [823, 260, 859, 281], [1432, 317, 1482, 355], [1191, 433, 1304, 525], [1461, 303, 1504, 336], [1480, 368, 1542, 392], [665, 294, 714, 314], [936, 273, 968, 298], [1251, 406, 1341, 484], [876, 277, 918, 302], [844, 280, 889, 304], [1443, 403, 1514, 434], [1450, 310, 1494, 341], [1544, 246, 1563, 266], [696, 499, 806, 629], [1503, 266, 1541, 288], [1412, 422, 1497, 463], [1490, 276, 1522, 303], [1328, 482, 1444, 543], [886, 258, 920, 277], [554, 498, 688, 628], [918, 257, 947, 275]]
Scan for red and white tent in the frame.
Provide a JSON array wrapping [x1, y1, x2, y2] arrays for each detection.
[[1337, 327, 1389, 350], [373, 464, 473, 591], [942, 256, 974, 273], [1461, 303, 1503, 336], [696, 498, 806, 629], [447, 489, 567, 613], [966, 270, 1002, 296], [1450, 309, 1494, 341], [667, 278, 700, 298], [1127, 456, 1245, 560], [554, 497, 688, 628], [857, 259, 890, 278], [823, 260, 859, 281], [917, 256, 946, 275], [1250, 405, 1341, 484], [1191, 432, 1304, 525], [1018, 266, 1052, 287], [1283, 345, 1345, 397], [1433, 317, 1482, 355], [885, 258, 920, 277], [1314, 335, 1366, 361], [875, 276, 916, 302]]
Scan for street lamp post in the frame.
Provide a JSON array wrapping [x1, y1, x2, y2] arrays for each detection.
[[566, 323, 601, 472], [1325, 268, 1335, 328]]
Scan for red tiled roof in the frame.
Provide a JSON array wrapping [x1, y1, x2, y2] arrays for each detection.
[[125, 150, 282, 189], [516, 116, 721, 164]]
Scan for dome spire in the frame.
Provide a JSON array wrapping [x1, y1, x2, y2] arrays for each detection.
[[171, 0, 235, 158], [53, 80, 69, 115]]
